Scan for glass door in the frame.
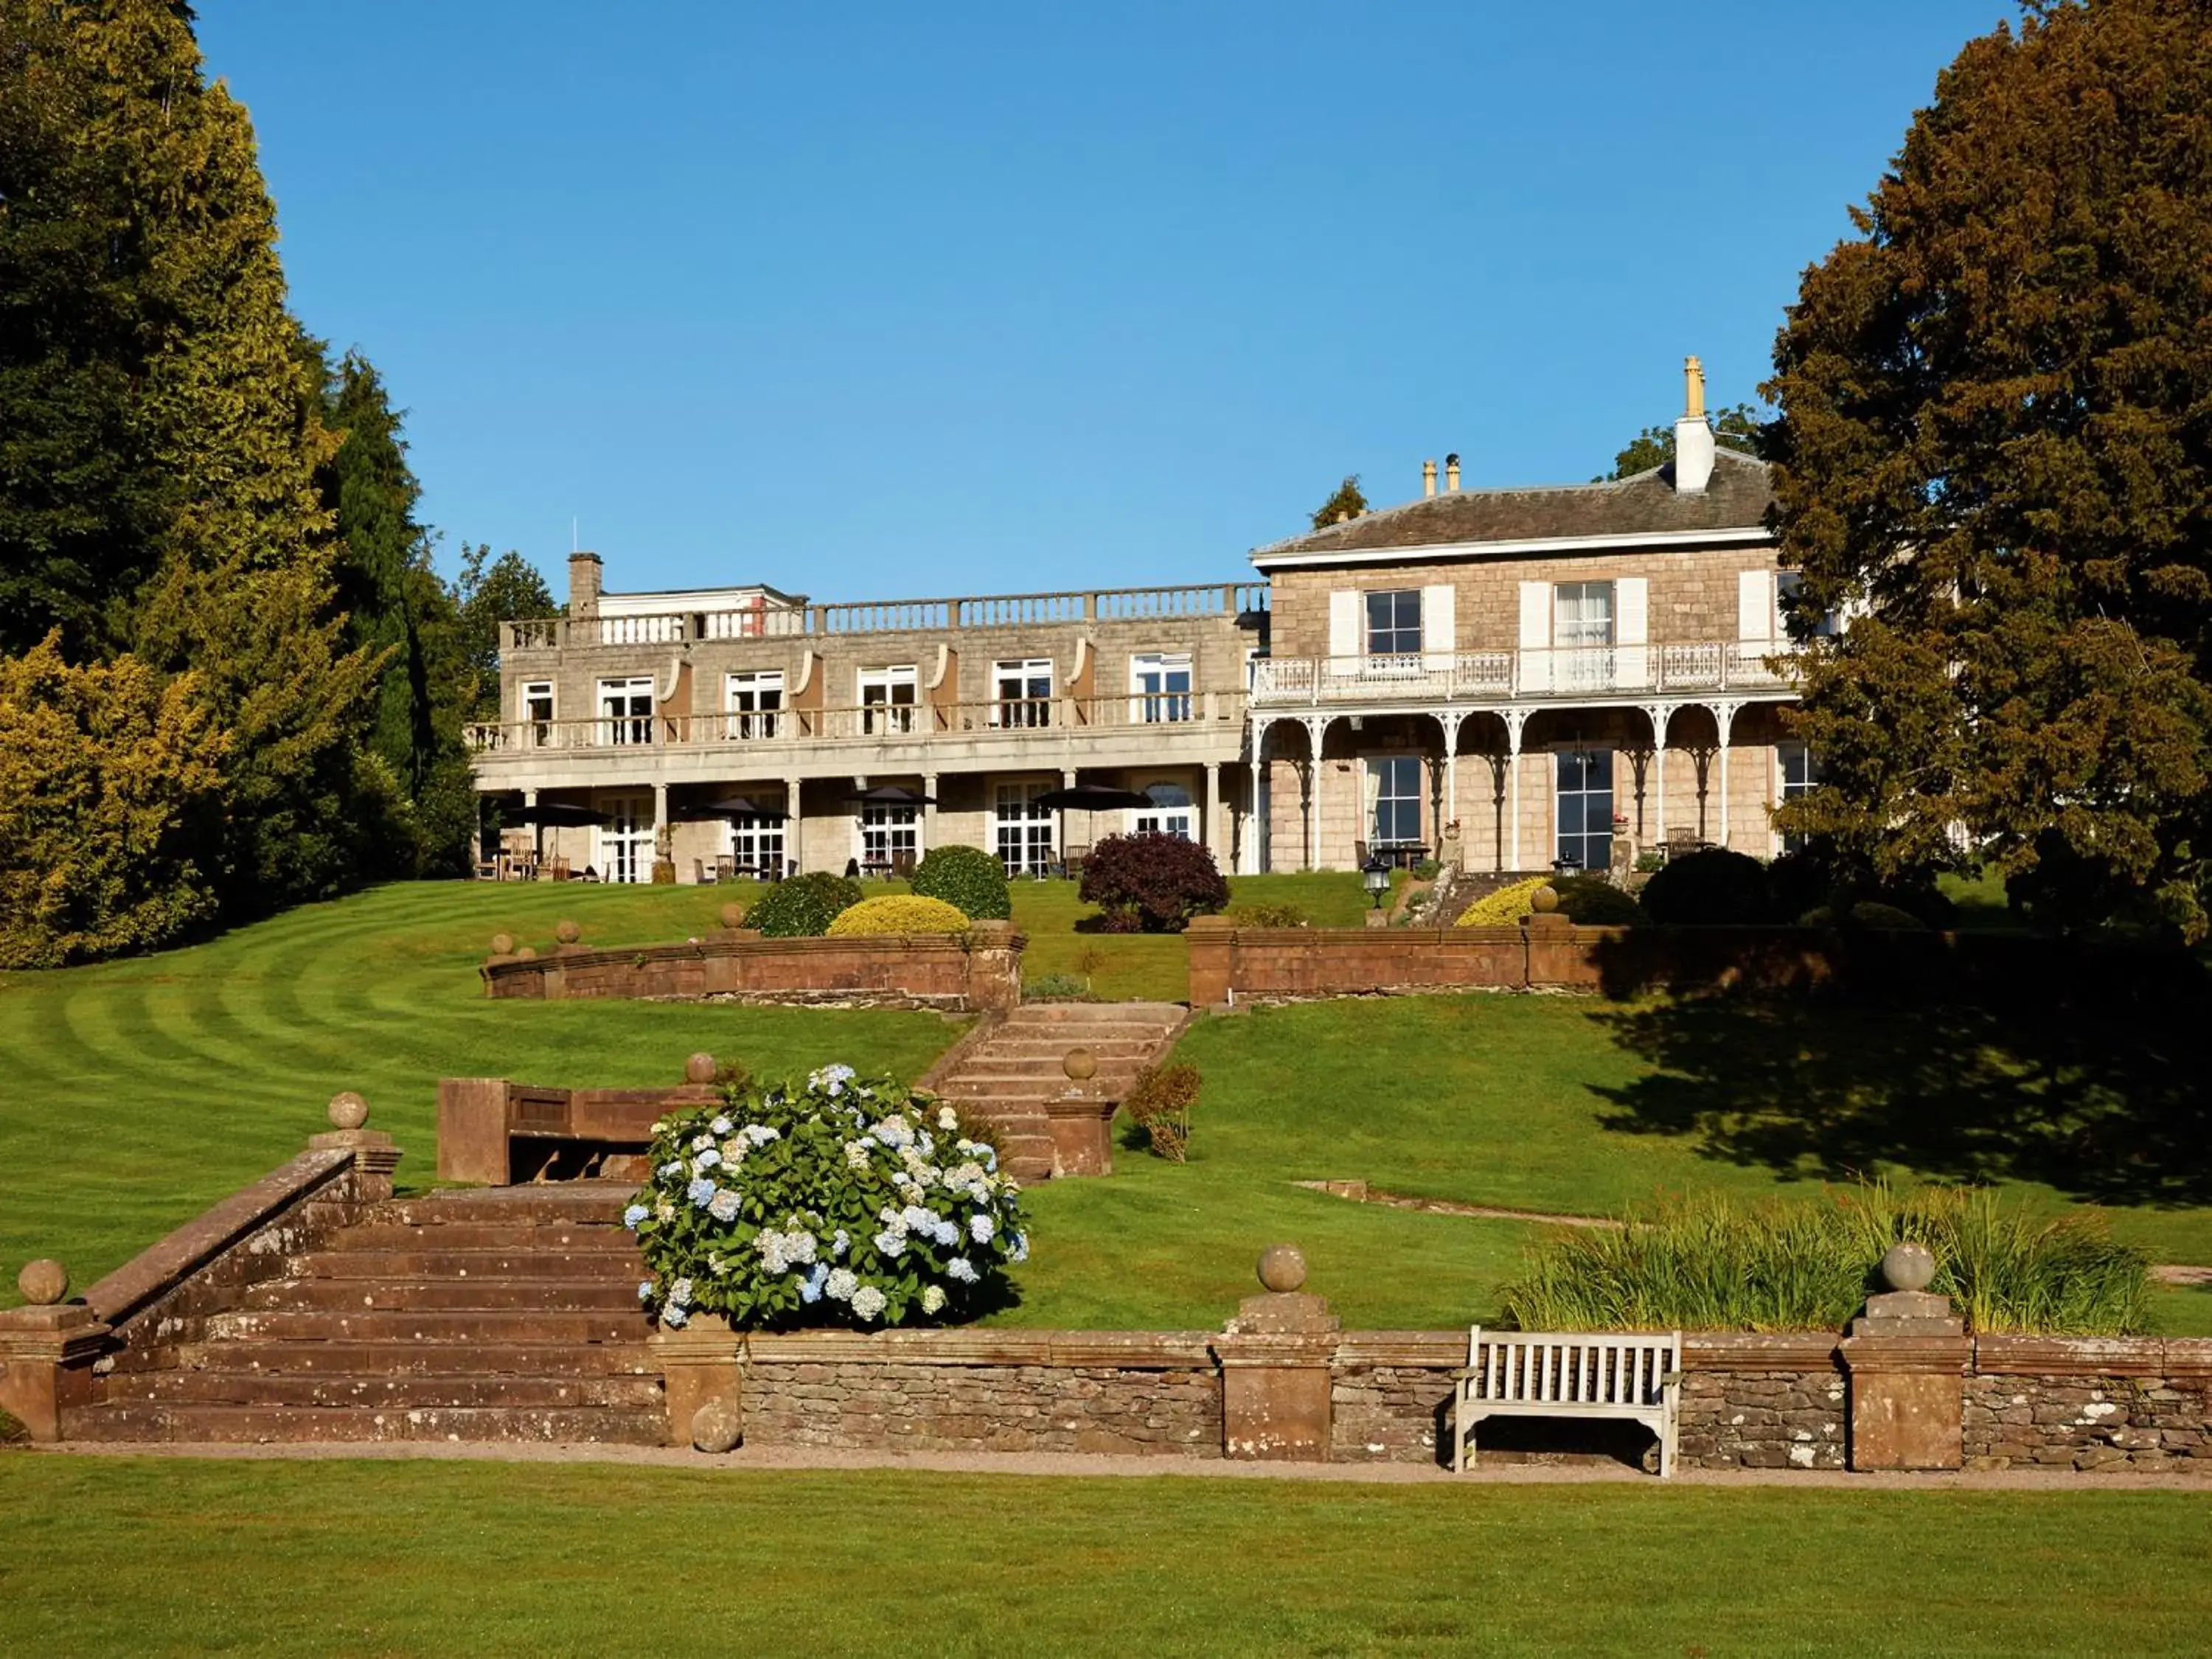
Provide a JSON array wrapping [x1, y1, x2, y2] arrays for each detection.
[[1368, 755, 1422, 852], [597, 678, 655, 746], [859, 667, 918, 735], [993, 782, 1056, 875], [725, 671, 783, 740], [859, 802, 920, 871], [599, 793, 654, 884], [1131, 782, 1195, 840], [727, 811, 785, 877], [1554, 750, 1613, 874], [1130, 652, 1192, 723], [991, 659, 1053, 728]]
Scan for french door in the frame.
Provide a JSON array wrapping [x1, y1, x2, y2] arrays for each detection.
[[1131, 782, 1195, 840], [599, 793, 654, 884], [1554, 750, 1613, 874], [859, 803, 919, 869], [993, 782, 1056, 875]]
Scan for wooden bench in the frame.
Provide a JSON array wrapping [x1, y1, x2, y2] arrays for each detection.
[[1452, 1327, 1682, 1477]]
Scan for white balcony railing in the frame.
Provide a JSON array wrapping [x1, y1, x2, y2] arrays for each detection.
[[465, 692, 1247, 757], [1248, 641, 1798, 706]]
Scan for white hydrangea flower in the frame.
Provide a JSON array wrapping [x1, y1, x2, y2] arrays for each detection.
[[970, 1214, 995, 1245], [921, 1284, 947, 1315], [708, 1189, 741, 1223], [689, 1134, 715, 1152], [850, 1285, 887, 1321], [844, 1141, 872, 1170], [709, 1116, 733, 1135], [825, 1268, 859, 1301], [937, 1107, 959, 1132]]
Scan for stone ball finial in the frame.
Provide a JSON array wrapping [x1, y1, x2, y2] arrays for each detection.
[[18, 1258, 67, 1307], [1256, 1242, 1307, 1294], [1531, 885, 1559, 914], [490, 932, 515, 956], [327, 1091, 369, 1131], [1062, 1046, 1098, 1082], [684, 1051, 718, 1085], [554, 919, 581, 945], [1881, 1241, 1937, 1293], [514, 945, 537, 959], [720, 902, 746, 931], [691, 1397, 742, 1454]]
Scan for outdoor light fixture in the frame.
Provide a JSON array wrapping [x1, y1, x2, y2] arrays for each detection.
[[1363, 855, 1391, 910]]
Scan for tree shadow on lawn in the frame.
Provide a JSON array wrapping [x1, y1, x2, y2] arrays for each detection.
[[1586, 938, 2212, 1210]]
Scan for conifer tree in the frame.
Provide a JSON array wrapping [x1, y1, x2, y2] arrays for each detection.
[[1769, 0, 2212, 938]]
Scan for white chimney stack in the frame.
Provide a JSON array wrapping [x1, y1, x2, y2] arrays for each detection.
[[1674, 355, 1715, 495]]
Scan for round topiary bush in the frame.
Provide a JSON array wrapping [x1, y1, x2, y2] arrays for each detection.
[[910, 844, 1012, 920], [1638, 848, 1770, 926], [1551, 875, 1646, 926], [1764, 849, 1832, 925], [824, 894, 970, 936], [1455, 875, 1549, 928], [625, 1065, 1028, 1329], [748, 872, 863, 938], [1078, 832, 1229, 933]]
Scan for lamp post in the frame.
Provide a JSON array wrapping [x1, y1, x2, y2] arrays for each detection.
[[1363, 855, 1391, 912]]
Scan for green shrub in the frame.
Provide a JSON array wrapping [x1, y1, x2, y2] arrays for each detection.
[[1800, 901, 1933, 932], [911, 844, 1012, 921], [748, 872, 862, 938], [1411, 858, 1442, 880], [1499, 1183, 2151, 1335], [1551, 875, 1644, 926], [1123, 1062, 1201, 1162], [824, 894, 969, 936], [626, 1065, 1027, 1329], [1225, 902, 1309, 928], [1023, 973, 1091, 1001], [1455, 876, 1548, 928], [1638, 848, 1770, 926], [1764, 850, 1832, 924]]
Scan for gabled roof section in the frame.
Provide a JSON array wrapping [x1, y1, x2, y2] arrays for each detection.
[[1251, 448, 1775, 567]]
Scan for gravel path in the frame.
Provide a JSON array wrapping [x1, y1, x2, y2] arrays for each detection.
[[30, 1439, 2212, 1489]]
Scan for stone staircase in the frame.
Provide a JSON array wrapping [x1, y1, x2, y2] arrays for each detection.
[[931, 1001, 1187, 1181], [67, 1185, 664, 1444]]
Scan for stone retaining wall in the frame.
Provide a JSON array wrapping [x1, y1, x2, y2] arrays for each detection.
[[480, 922, 1023, 1013], [1961, 1338, 2212, 1473]]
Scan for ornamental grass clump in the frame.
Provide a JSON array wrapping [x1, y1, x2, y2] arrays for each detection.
[[1453, 876, 1548, 928], [625, 1065, 1028, 1329], [1498, 1182, 2151, 1335], [823, 894, 969, 936]]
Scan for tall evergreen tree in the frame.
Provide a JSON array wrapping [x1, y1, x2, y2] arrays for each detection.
[[1769, 0, 2212, 938], [454, 543, 556, 720], [1600, 403, 1767, 481]]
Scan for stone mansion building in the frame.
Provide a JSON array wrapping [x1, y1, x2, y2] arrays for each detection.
[[467, 367, 1809, 883]]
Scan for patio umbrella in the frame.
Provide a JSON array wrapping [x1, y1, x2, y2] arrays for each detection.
[[1031, 783, 1152, 873], [844, 784, 938, 807], [678, 794, 788, 823]]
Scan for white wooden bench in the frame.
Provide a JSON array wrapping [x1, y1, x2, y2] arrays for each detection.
[[1452, 1328, 1682, 1477]]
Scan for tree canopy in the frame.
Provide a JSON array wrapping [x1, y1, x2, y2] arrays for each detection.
[[1309, 475, 1368, 529], [1768, 0, 2212, 939]]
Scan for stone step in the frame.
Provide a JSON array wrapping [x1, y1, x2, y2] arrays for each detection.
[[1003, 1002, 1183, 1023], [291, 1248, 641, 1281], [944, 1054, 1155, 1077], [201, 1308, 649, 1345], [156, 1340, 657, 1378], [66, 1401, 669, 1445], [111, 1369, 665, 1411], [939, 1076, 1127, 1102], [237, 1278, 646, 1315], [369, 1190, 632, 1227], [327, 1222, 639, 1253]]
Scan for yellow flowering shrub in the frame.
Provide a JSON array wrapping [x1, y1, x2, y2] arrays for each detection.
[[824, 894, 970, 936], [1453, 877, 1551, 928]]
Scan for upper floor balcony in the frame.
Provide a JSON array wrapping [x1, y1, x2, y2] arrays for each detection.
[[465, 690, 1248, 764], [503, 581, 1270, 653], [1249, 640, 1800, 708]]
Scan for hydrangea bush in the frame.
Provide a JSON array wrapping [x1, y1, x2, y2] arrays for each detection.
[[625, 1065, 1028, 1330]]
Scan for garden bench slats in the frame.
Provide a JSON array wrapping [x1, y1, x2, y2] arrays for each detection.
[[1452, 1328, 1682, 1477]]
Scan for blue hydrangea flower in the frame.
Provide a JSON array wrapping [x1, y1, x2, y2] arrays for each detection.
[[661, 1305, 689, 1329], [946, 1256, 978, 1284], [686, 1178, 717, 1208], [1010, 1232, 1029, 1263], [622, 1204, 649, 1230], [695, 1147, 721, 1169], [637, 1280, 654, 1301], [658, 1161, 684, 1180], [709, 1116, 733, 1135], [799, 1263, 828, 1304], [830, 1229, 850, 1258]]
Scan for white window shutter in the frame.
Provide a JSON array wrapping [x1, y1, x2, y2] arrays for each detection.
[[1738, 570, 1774, 642], [1615, 577, 1649, 688], [1328, 591, 1360, 662], [1518, 582, 1551, 693], [1421, 583, 1455, 670]]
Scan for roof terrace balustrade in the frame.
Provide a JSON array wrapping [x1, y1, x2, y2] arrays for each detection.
[[501, 582, 1270, 654], [1247, 641, 1799, 706]]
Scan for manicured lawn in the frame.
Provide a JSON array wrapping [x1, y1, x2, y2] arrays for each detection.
[[1, 1457, 2207, 1657], [0, 882, 956, 1304]]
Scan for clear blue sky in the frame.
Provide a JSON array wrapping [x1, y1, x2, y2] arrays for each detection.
[[198, 1, 2015, 602]]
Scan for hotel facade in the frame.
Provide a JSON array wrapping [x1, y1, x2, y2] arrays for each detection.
[[467, 371, 1809, 882]]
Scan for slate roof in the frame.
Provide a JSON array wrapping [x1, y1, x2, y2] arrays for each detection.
[[1251, 448, 1775, 564]]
